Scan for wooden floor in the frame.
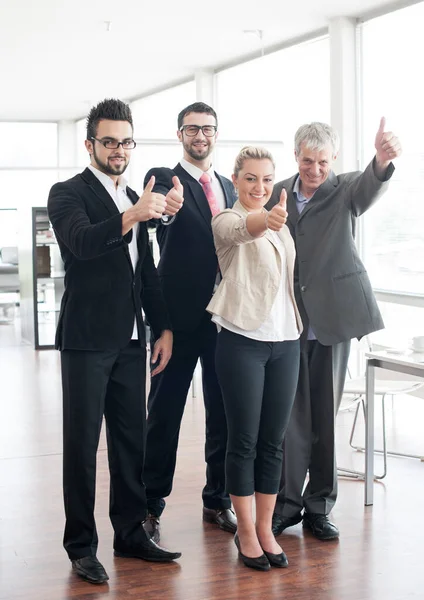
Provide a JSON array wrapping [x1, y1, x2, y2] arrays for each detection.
[[1, 321, 424, 600]]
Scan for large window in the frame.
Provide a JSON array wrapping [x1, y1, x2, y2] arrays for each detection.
[[131, 81, 195, 140], [0, 123, 57, 168], [360, 3, 424, 297], [216, 36, 330, 180], [0, 122, 58, 209], [0, 170, 57, 211], [372, 301, 424, 349], [127, 82, 195, 190]]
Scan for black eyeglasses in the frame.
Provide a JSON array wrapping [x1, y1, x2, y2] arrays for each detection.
[[90, 137, 137, 149], [179, 125, 217, 137]]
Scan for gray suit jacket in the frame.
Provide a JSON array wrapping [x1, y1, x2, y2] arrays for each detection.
[[266, 159, 394, 346]]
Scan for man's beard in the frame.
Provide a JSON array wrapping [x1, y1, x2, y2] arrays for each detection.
[[93, 147, 129, 176], [184, 140, 213, 162]]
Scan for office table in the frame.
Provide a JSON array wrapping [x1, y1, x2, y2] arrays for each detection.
[[365, 350, 424, 505]]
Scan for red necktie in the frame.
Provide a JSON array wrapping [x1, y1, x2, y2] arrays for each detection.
[[199, 172, 220, 216]]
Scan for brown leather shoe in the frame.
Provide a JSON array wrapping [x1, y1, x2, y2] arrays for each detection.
[[203, 507, 237, 533], [143, 514, 160, 543]]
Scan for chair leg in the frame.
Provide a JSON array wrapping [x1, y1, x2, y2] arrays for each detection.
[[348, 401, 362, 450], [338, 396, 386, 480], [350, 395, 424, 461], [381, 394, 388, 479]]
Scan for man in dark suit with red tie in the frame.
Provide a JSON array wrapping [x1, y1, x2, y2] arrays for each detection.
[[47, 99, 183, 585], [142, 103, 238, 542]]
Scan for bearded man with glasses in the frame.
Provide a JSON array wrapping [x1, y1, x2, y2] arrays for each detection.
[[142, 102, 238, 543], [48, 98, 183, 585]]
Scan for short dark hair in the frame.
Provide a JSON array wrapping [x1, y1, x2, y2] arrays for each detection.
[[86, 98, 133, 140], [177, 102, 218, 130]]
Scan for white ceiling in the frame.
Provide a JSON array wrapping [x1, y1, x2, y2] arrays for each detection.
[[0, 0, 409, 121]]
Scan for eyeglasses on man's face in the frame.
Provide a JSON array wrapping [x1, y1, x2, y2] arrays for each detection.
[[179, 125, 217, 137], [90, 137, 137, 149]]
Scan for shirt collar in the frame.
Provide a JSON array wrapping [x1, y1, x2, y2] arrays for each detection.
[[293, 175, 316, 204], [88, 164, 128, 193], [180, 157, 215, 183]]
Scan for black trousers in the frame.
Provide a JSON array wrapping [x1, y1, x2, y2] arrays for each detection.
[[275, 337, 351, 517], [215, 329, 300, 496], [61, 342, 149, 560], [144, 314, 230, 516]]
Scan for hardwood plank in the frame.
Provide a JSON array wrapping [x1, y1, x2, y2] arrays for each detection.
[[1, 338, 424, 600]]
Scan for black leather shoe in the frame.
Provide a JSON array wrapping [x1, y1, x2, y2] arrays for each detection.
[[203, 507, 237, 533], [71, 556, 109, 584], [271, 512, 303, 536], [234, 533, 270, 571], [143, 514, 160, 544], [302, 513, 339, 540], [263, 549, 289, 568], [114, 537, 181, 562]]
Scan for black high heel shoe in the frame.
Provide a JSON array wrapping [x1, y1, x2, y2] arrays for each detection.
[[234, 533, 270, 571], [262, 548, 289, 568]]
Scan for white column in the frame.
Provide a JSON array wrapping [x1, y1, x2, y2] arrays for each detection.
[[195, 69, 215, 106], [329, 17, 358, 174], [330, 18, 365, 378]]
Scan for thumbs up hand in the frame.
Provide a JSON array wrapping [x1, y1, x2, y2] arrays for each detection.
[[266, 188, 288, 231], [375, 116, 402, 170], [164, 175, 184, 216], [130, 175, 167, 222]]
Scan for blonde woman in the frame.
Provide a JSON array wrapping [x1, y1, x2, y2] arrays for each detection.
[[207, 147, 302, 571]]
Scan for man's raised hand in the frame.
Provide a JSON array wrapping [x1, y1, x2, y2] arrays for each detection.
[[121, 176, 167, 235], [164, 176, 184, 216], [375, 116, 402, 170]]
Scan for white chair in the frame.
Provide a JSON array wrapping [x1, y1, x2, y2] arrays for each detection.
[[338, 335, 424, 480], [338, 376, 424, 480]]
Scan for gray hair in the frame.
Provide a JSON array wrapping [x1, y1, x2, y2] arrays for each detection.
[[233, 146, 275, 177], [294, 122, 340, 155]]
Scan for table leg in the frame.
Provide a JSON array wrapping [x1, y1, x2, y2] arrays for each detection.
[[365, 361, 375, 505]]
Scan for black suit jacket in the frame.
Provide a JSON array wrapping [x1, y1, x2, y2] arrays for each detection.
[[266, 159, 393, 345], [47, 167, 171, 351], [144, 163, 237, 332]]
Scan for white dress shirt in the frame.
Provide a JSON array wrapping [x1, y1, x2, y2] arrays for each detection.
[[88, 165, 139, 339]]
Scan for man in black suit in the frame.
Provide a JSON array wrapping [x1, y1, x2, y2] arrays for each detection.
[[48, 99, 183, 584], [142, 102, 237, 542], [266, 119, 401, 541]]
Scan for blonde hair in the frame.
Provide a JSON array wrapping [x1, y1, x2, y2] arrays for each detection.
[[233, 146, 275, 177]]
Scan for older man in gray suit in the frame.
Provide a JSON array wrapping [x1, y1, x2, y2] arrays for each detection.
[[267, 119, 402, 540]]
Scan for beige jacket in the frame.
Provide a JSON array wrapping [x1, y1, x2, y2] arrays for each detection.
[[206, 200, 303, 333]]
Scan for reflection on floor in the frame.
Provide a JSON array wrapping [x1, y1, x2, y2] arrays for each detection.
[[0, 327, 423, 600]]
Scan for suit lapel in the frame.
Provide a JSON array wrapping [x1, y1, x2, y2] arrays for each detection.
[[126, 187, 147, 273], [81, 168, 135, 271], [80, 167, 120, 217], [285, 176, 299, 229]]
